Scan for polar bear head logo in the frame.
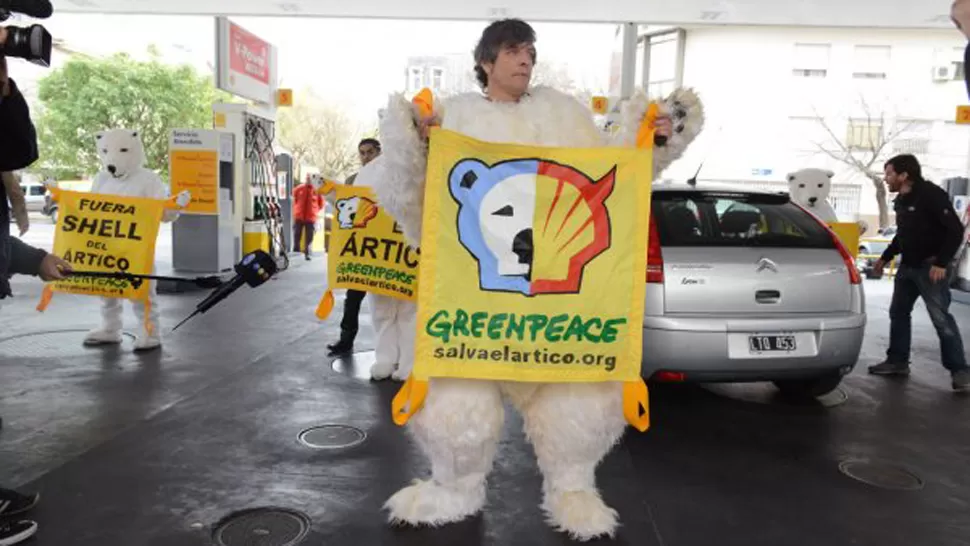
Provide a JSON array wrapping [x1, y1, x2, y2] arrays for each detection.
[[95, 129, 147, 179], [335, 196, 378, 229], [449, 158, 616, 297]]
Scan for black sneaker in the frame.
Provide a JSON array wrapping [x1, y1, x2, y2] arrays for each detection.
[[327, 339, 354, 356], [0, 489, 39, 517], [952, 370, 970, 392], [0, 520, 37, 545], [868, 360, 911, 376]]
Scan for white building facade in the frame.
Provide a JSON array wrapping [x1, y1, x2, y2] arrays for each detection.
[[625, 25, 970, 228]]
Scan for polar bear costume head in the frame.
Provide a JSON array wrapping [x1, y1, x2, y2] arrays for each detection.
[[95, 129, 147, 179], [787, 168, 839, 222]]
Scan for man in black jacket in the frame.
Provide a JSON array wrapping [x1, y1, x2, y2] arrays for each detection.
[[869, 154, 969, 392], [0, 41, 72, 545]]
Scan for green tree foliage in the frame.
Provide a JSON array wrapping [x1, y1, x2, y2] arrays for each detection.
[[33, 51, 227, 181]]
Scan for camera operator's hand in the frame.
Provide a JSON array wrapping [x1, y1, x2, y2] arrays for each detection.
[[38, 253, 72, 281]]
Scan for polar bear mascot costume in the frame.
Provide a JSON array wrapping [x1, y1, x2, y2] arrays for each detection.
[[82, 128, 189, 351], [340, 163, 418, 382], [788, 168, 839, 223], [356, 19, 704, 541]]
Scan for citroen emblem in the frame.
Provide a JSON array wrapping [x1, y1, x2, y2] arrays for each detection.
[[756, 258, 778, 273]]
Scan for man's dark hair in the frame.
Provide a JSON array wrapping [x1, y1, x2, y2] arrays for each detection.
[[885, 154, 924, 183], [473, 19, 537, 90], [359, 138, 380, 150]]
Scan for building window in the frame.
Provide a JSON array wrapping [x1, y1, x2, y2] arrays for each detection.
[[408, 67, 423, 92], [431, 67, 444, 90], [846, 120, 883, 150], [852, 45, 890, 79], [793, 43, 830, 78]]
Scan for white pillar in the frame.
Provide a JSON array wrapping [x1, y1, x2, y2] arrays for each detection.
[[620, 22, 638, 100]]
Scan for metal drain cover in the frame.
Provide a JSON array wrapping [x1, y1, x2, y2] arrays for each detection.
[[299, 425, 366, 449], [0, 329, 135, 358], [212, 507, 310, 546], [838, 460, 924, 491], [331, 350, 377, 380]]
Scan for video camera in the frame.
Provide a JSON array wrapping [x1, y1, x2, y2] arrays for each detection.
[[0, 0, 53, 67]]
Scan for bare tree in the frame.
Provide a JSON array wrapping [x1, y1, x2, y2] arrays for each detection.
[[805, 96, 914, 229], [277, 88, 361, 182]]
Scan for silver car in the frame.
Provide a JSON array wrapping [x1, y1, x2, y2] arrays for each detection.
[[642, 182, 866, 398]]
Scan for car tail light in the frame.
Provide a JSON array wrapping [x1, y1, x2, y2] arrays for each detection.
[[653, 371, 686, 382], [647, 215, 664, 283], [794, 203, 862, 285]]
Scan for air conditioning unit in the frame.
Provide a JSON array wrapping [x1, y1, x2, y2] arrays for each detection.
[[933, 64, 954, 82]]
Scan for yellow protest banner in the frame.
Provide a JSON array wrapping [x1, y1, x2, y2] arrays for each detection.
[[37, 189, 178, 320], [393, 127, 654, 431], [828, 222, 861, 259], [315, 183, 420, 320]]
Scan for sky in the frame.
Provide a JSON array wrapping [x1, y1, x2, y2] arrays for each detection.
[[8, 13, 621, 128]]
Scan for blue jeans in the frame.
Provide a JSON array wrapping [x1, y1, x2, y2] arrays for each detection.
[[887, 264, 968, 372]]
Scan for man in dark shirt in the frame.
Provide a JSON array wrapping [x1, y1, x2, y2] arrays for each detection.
[[869, 154, 969, 392], [326, 138, 381, 356]]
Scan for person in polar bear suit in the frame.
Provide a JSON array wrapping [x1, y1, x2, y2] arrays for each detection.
[[787, 168, 839, 223], [82, 129, 189, 352], [338, 164, 418, 382], [355, 19, 705, 541]]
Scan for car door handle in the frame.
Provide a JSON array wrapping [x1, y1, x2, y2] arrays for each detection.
[[756, 290, 781, 303]]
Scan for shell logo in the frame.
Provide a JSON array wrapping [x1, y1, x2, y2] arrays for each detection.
[[335, 196, 379, 229], [449, 158, 615, 296]]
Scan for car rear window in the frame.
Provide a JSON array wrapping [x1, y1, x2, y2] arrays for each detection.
[[652, 190, 835, 248]]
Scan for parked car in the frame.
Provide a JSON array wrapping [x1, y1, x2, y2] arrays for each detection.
[[18, 174, 47, 213], [642, 182, 866, 398]]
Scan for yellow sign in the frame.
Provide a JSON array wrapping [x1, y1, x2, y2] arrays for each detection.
[[170, 150, 219, 214], [277, 88, 293, 107], [393, 128, 654, 431], [315, 184, 420, 319], [214, 112, 227, 128], [37, 189, 178, 320], [591, 96, 608, 115], [829, 222, 861, 259], [957, 105, 970, 125]]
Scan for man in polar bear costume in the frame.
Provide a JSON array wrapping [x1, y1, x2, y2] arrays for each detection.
[[355, 19, 704, 541], [340, 162, 418, 382], [82, 129, 189, 352], [788, 168, 839, 223]]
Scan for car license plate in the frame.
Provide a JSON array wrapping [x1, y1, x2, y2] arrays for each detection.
[[748, 334, 797, 353]]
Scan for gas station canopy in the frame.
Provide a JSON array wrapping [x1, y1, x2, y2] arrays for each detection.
[[59, 0, 955, 30]]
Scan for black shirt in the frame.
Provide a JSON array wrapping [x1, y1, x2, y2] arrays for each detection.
[[0, 78, 47, 298], [880, 179, 965, 268]]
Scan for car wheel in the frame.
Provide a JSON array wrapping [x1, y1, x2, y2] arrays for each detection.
[[773, 372, 843, 398]]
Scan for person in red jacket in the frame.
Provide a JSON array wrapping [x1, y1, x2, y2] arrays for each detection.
[[293, 174, 325, 260]]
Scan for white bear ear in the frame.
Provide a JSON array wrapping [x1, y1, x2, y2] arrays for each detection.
[[824, 170, 835, 179], [449, 159, 489, 197]]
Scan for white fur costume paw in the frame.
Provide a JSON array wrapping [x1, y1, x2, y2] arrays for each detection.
[[616, 87, 705, 174]]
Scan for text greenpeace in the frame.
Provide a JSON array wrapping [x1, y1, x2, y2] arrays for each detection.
[[46, 190, 169, 301], [426, 309, 626, 371], [323, 185, 420, 301]]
